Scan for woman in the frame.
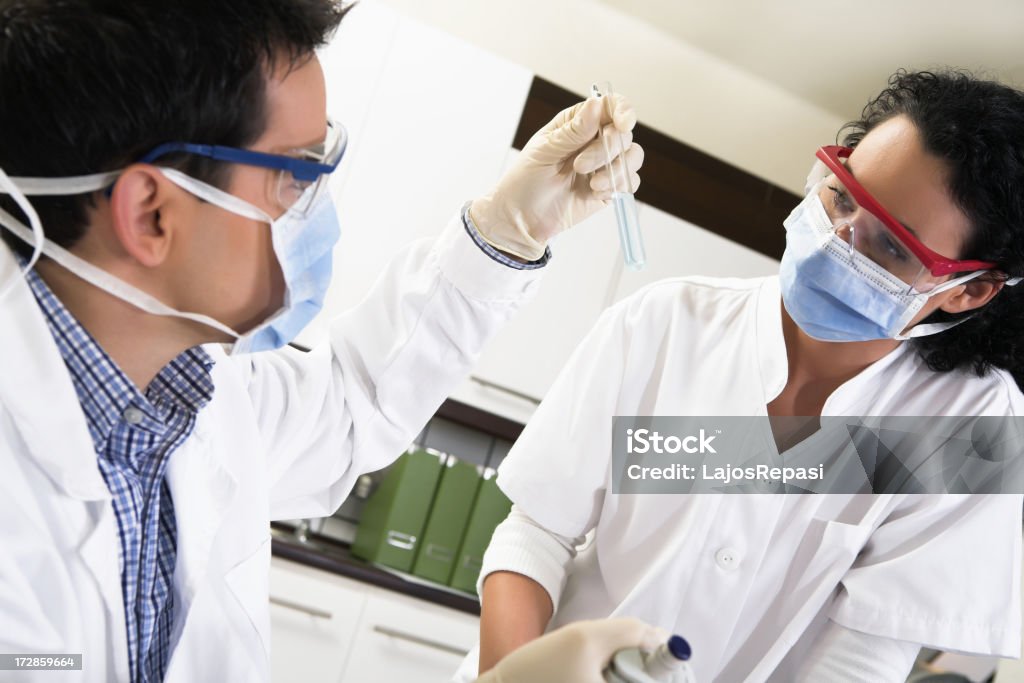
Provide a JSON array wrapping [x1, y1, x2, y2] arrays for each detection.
[[460, 70, 1024, 682]]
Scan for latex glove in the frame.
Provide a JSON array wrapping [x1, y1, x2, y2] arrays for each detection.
[[476, 618, 666, 683], [470, 93, 644, 261]]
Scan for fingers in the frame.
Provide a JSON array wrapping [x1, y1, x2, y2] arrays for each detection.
[[572, 123, 634, 174], [607, 93, 637, 133], [565, 618, 666, 665], [543, 96, 604, 152], [586, 143, 644, 197], [537, 92, 637, 160]]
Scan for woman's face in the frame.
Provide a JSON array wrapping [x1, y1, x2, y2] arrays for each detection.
[[832, 114, 994, 327]]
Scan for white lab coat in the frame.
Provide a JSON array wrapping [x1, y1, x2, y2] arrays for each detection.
[[0, 213, 540, 682], [457, 275, 1023, 682]]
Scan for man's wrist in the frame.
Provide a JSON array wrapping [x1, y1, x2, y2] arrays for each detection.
[[462, 202, 550, 270]]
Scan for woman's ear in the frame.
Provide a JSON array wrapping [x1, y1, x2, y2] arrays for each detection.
[[939, 278, 1004, 315], [108, 164, 181, 268]]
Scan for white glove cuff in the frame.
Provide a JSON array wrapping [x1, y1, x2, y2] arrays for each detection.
[[468, 203, 547, 262]]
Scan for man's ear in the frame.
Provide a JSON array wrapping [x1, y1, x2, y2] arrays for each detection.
[[939, 278, 1004, 315], [108, 164, 182, 267]]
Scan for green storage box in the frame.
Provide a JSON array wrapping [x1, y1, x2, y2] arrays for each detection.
[[411, 458, 482, 584], [448, 471, 512, 594], [351, 448, 444, 572]]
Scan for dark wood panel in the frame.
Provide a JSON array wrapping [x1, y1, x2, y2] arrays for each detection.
[[435, 398, 524, 441], [513, 77, 799, 261]]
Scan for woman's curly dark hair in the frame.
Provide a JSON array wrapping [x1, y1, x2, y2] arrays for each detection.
[[840, 69, 1024, 390]]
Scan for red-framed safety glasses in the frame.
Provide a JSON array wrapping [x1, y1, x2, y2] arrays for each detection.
[[816, 145, 997, 278]]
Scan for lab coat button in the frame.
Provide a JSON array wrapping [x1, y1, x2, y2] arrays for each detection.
[[123, 407, 145, 425], [715, 547, 741, 570]]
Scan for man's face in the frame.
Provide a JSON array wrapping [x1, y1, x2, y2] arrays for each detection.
[[168, 54, 329, 335]]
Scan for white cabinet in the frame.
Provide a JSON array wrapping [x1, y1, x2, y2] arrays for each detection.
[[269, 556, 478, 683], [342, 591, 478, 683], [269, 559, 367, 683]]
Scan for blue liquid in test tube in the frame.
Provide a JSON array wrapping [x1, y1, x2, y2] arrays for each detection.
[[593, 81, 646, 270]]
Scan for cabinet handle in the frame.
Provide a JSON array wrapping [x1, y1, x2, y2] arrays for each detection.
[[424, 543, 454, 562], [372, 625, 470, 657], [386, 530, 417, 550], [469, 375, 542, 405], [270, 596, 332, 620]]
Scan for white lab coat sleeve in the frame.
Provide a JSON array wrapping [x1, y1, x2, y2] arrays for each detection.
[[793, 621, 919, 682], [237, 211, 542, 521], [476, 505, 581, 609], [829, 492, 1023, 658]]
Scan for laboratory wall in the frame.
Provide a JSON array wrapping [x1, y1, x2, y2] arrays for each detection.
[[378, 0, 849, 196]]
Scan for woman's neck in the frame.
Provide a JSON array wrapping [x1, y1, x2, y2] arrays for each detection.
[[769, 302, 901, 417]]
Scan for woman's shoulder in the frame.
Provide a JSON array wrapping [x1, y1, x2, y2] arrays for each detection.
[[613, 274, 772, 319], [895, 348, 1024, 417]]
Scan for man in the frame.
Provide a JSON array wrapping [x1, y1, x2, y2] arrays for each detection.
[[0, 1, 648, 680]]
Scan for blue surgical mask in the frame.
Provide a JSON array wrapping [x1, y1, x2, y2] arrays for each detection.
[[779, 190, 987, 342], [0, 166, 340, 355]]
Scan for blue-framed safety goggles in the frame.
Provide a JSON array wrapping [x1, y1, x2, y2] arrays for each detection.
[[140, 118, 347, 217]]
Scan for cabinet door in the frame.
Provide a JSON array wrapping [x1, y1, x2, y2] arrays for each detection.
[[341, 589, 479, 683], [269, 558, 368, 683]]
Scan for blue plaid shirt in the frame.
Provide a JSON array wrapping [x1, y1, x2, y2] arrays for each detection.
[[23, 264, 214, 683]]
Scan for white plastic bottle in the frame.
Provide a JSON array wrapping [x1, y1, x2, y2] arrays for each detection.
[[604, 635, 695, 683]]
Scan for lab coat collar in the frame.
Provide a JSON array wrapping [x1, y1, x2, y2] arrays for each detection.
[[0, 242, 110, 501], [755, 277, 788, 405], [164, 422, 238, 606], [165, 343, 241, 605]]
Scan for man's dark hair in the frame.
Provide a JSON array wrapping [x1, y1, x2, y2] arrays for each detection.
[[0, 0, 349, 256], [840, 69, 1024, 390]]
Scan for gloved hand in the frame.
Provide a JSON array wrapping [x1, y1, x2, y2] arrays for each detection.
[[475, 617, 666, 683], [470, 93, 644, 261]]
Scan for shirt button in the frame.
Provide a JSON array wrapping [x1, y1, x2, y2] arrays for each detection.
[[122, 407, 145, 425], [715, 547, 741, 571]]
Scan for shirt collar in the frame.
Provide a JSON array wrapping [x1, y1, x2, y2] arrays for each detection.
[[19, 258, 215, 458]]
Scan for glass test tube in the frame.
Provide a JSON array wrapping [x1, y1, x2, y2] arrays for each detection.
[[592, 81, 646, 271]]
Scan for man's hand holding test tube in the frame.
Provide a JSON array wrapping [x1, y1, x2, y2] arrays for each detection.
[[469, 84, 645, 265]]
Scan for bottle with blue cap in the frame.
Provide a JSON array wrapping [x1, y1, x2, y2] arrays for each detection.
[[604, 635, 695, 683]]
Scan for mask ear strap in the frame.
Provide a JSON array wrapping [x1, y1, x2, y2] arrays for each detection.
[[0, 167, 45, 300], [898, 317, 972, 340], [158, 167, 272, 223], [898, 270, 1011, 340], [0, 203, 242, 341], [9, 171, 120, 195], [928, 269, 988, 295]]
